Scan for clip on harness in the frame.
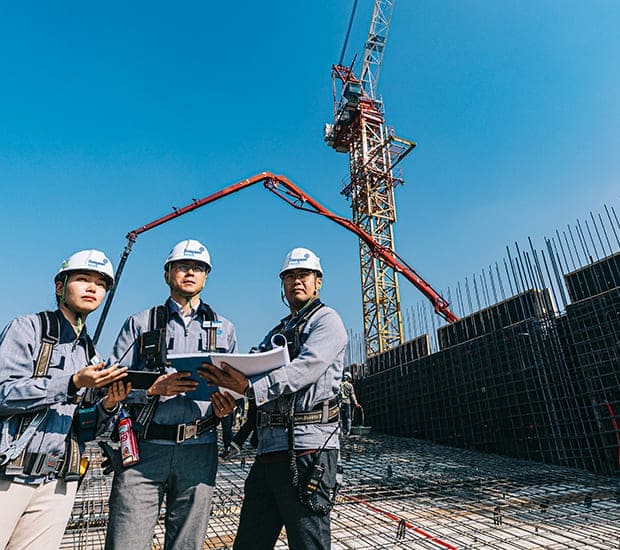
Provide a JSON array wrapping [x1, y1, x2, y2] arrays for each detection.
[[254, 298, 341, 514], [1, 311, 93, 480], [132, 303, 221, 443]]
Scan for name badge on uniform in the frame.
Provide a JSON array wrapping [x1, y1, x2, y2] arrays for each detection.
[[202, 320, 223, 352]]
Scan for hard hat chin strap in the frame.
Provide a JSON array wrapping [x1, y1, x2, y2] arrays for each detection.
[[59, 275, 84, 336], [281, 281, 320, 315], [167, 265, 206, 308]]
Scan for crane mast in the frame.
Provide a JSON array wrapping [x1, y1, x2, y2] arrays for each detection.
[[360, 0, 393, 101], [325, 0, 415, 357]]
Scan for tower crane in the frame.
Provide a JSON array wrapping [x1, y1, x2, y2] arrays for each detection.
[[324, 0, 440, 357], [92, 5, 458, 355]]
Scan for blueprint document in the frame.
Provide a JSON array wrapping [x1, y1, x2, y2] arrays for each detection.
[[167, 334, 289, 400], [208, 333, 290, 376]]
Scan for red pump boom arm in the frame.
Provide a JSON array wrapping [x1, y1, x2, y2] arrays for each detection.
[[93, 172, 457, 343]]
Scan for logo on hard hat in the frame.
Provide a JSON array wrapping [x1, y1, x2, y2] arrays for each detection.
[[289, 252, 310, 265], [183, 245, 205, 258], [87, 258, 109, 268]]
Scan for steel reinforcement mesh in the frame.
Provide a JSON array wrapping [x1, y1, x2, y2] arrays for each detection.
[[356, 247, 620, 477], [61, 434, 620, 549]]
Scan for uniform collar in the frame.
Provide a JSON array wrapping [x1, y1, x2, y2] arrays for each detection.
[[55, 309, 90, 344], [165, 296, 212, 317]]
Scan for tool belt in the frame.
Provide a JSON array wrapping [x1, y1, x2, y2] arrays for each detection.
[[142, 414, 219, 444], [257, 399, 339, 428]]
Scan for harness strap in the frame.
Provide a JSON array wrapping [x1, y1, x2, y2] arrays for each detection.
[[4, 311, 97, 476], [33, 311, 60, 378], [133, 302, 219, 435], [5, 311, 61, 472], [61, 429, 82, 481], [0, 409, 49, 468]]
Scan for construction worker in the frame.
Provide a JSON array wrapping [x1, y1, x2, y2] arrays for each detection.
[[338, 372, 360, 436], [104, 239, 237, 550], [200, 247, 348, 550], [0, 249, 130, 550]]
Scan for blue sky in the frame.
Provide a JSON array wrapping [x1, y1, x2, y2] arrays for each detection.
[[1, 1, 618, 355]]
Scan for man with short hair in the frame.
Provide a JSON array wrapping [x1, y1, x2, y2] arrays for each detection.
[[0, 249, 129, 550], [105, 239, 237, 550], [201, 246, 347, 550]]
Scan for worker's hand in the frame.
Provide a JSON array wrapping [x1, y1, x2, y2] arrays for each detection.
[[210, 391, 237, 418], [198, 362, 249, 395], [73, 363, 128, 389], [102, 380, 133, 411], [355, 403, 361, 409], [146, 372, 198, 397]]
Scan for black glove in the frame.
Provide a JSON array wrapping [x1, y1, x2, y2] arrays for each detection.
[[98, 440, 124, 475]]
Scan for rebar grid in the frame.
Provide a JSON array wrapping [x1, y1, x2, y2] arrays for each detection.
[[62, 433, 620, 549]]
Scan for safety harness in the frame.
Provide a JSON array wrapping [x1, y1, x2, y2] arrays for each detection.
[[131, 303, 221, 443], [1, 311, 95, 480], [235, 299, 340, 514]]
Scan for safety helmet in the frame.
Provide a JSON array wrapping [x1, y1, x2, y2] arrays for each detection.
[[279, 247, 323, 278], [164, 239, 211, 272], [55, 249, 115, 288], [343, 372, 352, 380]]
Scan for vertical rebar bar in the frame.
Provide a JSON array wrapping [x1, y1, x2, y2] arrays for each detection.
[[598, 212, 613, 254], [567, 224, 583, 266], [604, 204, 620, 248]]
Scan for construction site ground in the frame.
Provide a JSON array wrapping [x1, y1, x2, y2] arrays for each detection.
[[63, 432, 620, 550]]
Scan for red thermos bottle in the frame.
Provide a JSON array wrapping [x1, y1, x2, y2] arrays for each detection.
[[118, 408, 140, 466]]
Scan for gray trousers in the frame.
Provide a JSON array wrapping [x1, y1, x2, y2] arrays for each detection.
[[105, 440, 217, 550]]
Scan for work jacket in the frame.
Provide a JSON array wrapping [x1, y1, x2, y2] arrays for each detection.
[[0, 311, 114, 484], [250, 303, 347, 454], [108, 297, 237, 445]]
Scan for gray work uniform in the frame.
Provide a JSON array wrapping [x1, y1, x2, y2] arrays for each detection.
[[0, 311, 113, 549], [234, 302, 347, 550], [338, 381, 358, 436], [105, 298, 237, 550]]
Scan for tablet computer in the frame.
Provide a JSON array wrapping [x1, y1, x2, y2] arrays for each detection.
[[124, 370, 161, 390]]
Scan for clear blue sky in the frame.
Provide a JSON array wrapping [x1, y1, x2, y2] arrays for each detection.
[[1, 1, 618, 355]]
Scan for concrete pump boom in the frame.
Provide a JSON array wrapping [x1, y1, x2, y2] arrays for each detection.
[[93, 172, 457, 345]]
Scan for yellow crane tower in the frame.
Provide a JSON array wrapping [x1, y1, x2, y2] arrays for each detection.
[[325, 0, 416, 357]]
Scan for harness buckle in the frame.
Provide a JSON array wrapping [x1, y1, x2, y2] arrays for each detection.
[[30, 453, 63, 476], [257, 411, 272, 428], [176, 423, 198, 444]]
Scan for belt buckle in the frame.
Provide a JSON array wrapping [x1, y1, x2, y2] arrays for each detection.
[[176, 423, 198, 444], [32, 454, 60, 476], [257, 411, 271, 428]]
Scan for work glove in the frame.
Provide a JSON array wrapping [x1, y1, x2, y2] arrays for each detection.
[[98, 440, 124, 475]]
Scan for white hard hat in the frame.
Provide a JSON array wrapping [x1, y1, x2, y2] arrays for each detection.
[[343, 372, 352, 380], [279, 247, 323, 278], [164, 239, 211, 272], [55, 249, 115, 288]]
